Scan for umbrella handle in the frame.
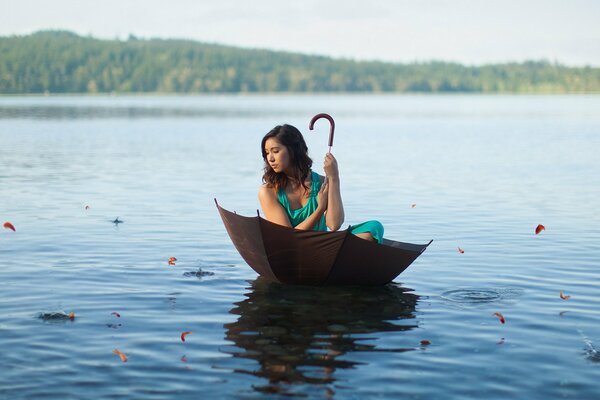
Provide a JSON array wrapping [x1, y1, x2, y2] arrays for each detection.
[[309, 113, 335, 152]]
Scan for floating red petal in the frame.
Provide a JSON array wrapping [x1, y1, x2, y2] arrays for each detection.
[[493, 312, 505, 324], [181, 331, 192, 342]]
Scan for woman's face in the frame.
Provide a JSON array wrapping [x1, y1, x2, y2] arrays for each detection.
[[264, 137, 291, 174]]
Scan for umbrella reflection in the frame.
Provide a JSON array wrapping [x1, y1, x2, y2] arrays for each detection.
[[222, 277, 419, 395]]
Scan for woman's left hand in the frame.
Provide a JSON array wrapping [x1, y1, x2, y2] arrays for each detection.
[[323, 153, 339, 179]]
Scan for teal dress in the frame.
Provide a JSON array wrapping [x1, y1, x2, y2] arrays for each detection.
[[277, 170, 384, 244]]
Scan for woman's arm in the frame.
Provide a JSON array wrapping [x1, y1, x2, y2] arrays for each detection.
[[323, 153, 345, 231], [258, 185, 326, 230], [295, 178, 328, 230], [258, 185, 292, 227], [294, 207, 326, 230]]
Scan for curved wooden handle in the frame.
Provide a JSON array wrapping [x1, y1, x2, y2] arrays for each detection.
[[309, 113, 335, 148]]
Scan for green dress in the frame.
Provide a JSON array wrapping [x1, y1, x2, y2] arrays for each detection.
[[277, 170, 384, 244]]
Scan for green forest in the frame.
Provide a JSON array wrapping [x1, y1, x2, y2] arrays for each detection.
[[1, 30, 599, 94]]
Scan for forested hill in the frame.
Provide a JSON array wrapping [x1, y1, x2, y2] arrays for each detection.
[[1, 30, 599, 94]]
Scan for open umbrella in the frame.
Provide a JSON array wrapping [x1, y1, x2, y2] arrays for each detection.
[[216, 200, 432, 285]]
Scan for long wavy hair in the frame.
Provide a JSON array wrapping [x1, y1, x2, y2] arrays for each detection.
[[261, 124, 313, 192]]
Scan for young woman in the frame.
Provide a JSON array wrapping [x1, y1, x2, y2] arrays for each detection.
[[258, 124, 384, 243]]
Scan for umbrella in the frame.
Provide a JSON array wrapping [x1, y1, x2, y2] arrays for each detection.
[[216, 199, 432, 285]]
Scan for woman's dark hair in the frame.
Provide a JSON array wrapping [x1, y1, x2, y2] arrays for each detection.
[[261, 124, 313, 192]]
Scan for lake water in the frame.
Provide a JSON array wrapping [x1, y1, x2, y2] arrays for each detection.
[[1, 94, 599, 399]]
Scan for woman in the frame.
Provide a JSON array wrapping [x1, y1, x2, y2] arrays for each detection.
[[258, 124, 384, 243]]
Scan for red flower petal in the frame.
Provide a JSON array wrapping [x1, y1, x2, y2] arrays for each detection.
[[3, 222, 16, 232], [457, 247, 465, 254], [420, 340, 431, 346], [493, 312, 505, 324], [112, 349, 128, 362], [181, 331, 192, 342], [559, 291, 571, 300], [535, 224, 545, 235]]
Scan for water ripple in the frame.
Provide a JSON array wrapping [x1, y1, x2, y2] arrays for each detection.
[[440, 287, 524, 306]]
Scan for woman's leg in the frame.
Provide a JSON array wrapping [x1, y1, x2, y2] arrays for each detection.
[[349, 220, 384, 243], [354, 232, 375, 241]]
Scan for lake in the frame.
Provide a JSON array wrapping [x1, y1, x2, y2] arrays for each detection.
[[1, 94, 599, 399]]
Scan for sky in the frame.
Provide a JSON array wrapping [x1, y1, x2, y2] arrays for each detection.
[[1, 0, 599, 66]]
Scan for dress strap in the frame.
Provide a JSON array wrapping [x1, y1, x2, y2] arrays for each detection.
[[277, 186, 290, 209]]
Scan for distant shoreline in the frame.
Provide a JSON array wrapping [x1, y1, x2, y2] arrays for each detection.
[[2, 31, 599, 95]]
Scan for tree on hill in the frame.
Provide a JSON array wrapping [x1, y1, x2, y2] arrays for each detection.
[[0, 30, 598, 94]]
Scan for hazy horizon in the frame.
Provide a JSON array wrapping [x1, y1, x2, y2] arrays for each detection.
[[1, 0, 599, 67]]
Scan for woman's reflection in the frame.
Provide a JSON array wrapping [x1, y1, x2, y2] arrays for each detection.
[[222, 277, 419, 396]]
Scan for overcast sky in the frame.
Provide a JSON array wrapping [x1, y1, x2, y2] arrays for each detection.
[[1, 0, 599, 66]]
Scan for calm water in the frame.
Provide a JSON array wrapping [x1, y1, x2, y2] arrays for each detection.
[[1, 94, 599, 399]]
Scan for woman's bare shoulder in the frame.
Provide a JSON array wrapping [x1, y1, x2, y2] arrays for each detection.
[[258, 183, 277, 198]]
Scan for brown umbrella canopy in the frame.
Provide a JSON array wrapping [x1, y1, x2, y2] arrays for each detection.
[[216, 200, 432, 285]]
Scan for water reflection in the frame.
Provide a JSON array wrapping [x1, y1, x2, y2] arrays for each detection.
[[222, 278, 418, 396]]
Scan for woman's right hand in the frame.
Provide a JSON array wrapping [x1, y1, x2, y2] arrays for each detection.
[[317, 177, 329, 211]]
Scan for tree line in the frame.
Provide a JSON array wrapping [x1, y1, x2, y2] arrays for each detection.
[[1, 30, 598, 94]]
